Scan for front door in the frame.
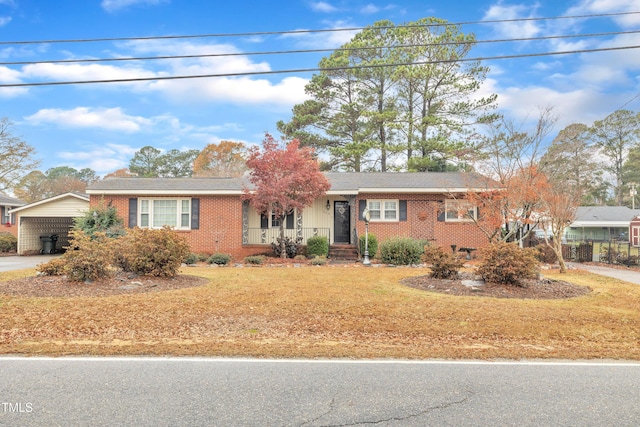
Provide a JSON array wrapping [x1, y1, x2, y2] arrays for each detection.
[[333, 201, 351, 244]]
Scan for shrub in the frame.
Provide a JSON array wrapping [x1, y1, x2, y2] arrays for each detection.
[[310, 255, 327, 266], [477, 242, 539, 286], [359, 233, 378, 259], [61, 230, 114, 282], [533, 244, 558, 264], [306, 235, 329, 258], [208, 253, 232, 265], [36, 257, 68, 276], [74, 200, 125, 239], [0, 232, 17, 252], [244, 255, 265, 265], [379, 237, 424, 265], [114, 226, 190, 277], [423, 245, 466, 279], [184, 253, 199, 265], [271, 236, 302, 258]]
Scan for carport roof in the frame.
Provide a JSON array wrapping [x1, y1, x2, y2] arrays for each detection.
[[8, 192, 89, 214]]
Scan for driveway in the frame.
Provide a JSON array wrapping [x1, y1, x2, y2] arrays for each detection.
[[572, 263, 640, 285], [0, 255, 61, 272]]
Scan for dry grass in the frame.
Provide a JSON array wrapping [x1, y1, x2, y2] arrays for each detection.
[[1, 265, 639, 360]]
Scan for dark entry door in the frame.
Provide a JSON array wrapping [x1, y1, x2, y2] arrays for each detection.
[[333, 201, 351, 244]]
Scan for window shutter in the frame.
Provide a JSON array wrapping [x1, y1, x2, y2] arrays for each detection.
[[359, 200, 366, 221], [286, 210, 294, 229], [399, 200, 407, 221], [0, 207, 4, 224], [128, 198, 137, 228], [260, 213, 268, 229], [191, 198, 200, 230]]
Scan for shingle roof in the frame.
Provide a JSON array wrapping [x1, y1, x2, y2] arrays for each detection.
[[86, 172, 495, 195], [0, 193, 26, 206], [572, 206, 640, 226]]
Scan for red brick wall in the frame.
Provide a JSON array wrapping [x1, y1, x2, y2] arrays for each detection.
[[354, 193, 489, 251], [93, 192, 490, 259], [92, 195, 266, 259]]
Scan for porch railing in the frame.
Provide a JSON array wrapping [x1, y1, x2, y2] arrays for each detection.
[[245, 228, 330, 245]]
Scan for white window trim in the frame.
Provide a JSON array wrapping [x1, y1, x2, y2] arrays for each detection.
[[367, 199, 399, 222], [445, 199, 477, 222], [139, 198, 192, 230]]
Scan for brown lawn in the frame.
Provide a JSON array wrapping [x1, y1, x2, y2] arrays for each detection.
[[1, 265, 639, 360]]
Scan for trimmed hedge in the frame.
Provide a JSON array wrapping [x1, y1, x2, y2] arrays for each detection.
[[306, 235, 329, 258], [379, 237, 424, 265]]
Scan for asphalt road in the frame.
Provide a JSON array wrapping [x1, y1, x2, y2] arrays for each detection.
[[1, 357, 639, 426]]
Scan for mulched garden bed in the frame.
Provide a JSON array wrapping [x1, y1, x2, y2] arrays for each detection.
[[402, 272, 591, 299]]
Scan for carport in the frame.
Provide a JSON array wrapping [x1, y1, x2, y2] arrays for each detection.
[[8, 192, 89, 255]]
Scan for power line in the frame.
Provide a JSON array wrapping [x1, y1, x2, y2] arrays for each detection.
[[0, 10, 637, 46], [1, 44, 637, 88], [0, 29, 637, 66]]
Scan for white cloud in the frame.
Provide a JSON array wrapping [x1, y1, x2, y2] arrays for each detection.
[[360, 4, 380, 14], [483, 3, 542, 39], [101, 0, 168, 13], [0, 16, 11, 26], [149, 75, 309, 106], [57, 143, 139, 175], [25, 107, 152, 132], [310, 1, 338, 13], [21, 62, 160, 87], [568, 0, 640, 28]]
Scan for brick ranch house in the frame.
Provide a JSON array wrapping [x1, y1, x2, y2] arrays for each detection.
[[86, 172, 493, 259]]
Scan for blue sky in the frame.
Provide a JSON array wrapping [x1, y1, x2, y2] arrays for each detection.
[[0, 0, 639, 176]]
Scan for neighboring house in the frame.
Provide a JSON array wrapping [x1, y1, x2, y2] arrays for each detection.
[[0, 194, 26, 237], [9, 192, 89, 255], [86, 172, 493, 258], [564, 206, 640, 242]]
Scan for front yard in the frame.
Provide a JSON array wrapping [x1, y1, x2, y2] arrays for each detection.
[[1, 265, 639, 359]]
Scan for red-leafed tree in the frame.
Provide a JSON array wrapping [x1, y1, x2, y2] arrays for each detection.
[[243, 133, 331, 257]]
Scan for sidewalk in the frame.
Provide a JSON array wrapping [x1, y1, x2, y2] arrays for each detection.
[[571, 263, 640, 285]]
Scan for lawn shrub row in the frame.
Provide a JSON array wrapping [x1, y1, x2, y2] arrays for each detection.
[[38, 227, 190, 281]]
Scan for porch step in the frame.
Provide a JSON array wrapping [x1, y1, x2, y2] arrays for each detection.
[[329, 245, 359, 261]]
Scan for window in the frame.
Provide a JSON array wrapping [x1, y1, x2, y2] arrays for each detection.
[[139, 198, 191, 229], [3, 209, 10, 224], [445, 200, 477, 222], [367, 200, 398, 222], [261, 209, 295, 229]]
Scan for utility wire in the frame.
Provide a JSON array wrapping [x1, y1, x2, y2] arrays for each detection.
[[0, 10, 637, 45], [0, 29, 637, 66], [1, 44, 637, 88]]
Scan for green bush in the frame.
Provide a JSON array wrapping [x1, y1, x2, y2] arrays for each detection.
[[244, 255, 265, 265], [422, 245, 465, 279], [477, 242, 539, 286], [74, 200, 125, 239], [0, 232, 17, 252], [114, 226, 190, 277], [208, 253, 232, 265], [379, 237, 424, 265], [306, 235, 329, 258], [61, 230, 114, 282], [359, 233, 378, 259], [184, 253, 199, 265]]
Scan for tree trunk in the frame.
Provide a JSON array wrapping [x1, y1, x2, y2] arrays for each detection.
[[279, 217, 287, 258]]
